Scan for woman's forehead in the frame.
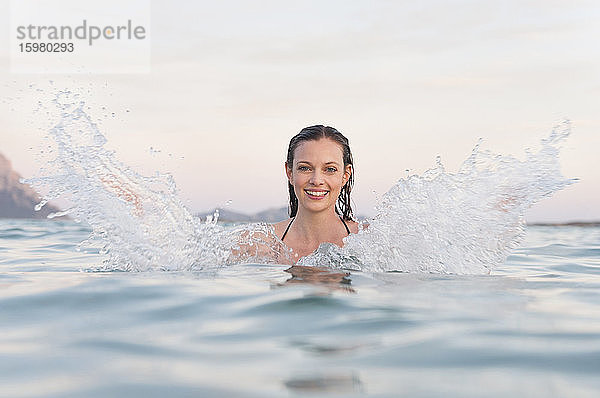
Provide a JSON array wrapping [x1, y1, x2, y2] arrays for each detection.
[[294, 139, 343, 163]]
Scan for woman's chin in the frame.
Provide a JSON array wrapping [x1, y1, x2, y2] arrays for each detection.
[[299, 200, 333, 213]]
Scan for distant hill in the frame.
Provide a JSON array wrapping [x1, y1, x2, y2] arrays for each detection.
[[254, 207, 290, 222], [196, 206, 289, 223], [0, 152, 63, 219]]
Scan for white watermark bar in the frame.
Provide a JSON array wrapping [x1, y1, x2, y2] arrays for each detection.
[[9, 0, 151, 74]]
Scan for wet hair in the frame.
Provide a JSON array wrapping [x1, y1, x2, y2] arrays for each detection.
[[286, 125, 354, 220]]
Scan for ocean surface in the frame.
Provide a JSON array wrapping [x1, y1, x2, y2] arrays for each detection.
[[1, 219, 599, 397]]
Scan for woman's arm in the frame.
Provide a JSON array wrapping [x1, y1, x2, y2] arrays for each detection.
[[228, 226, 294, 265], [100, 173, 144, 216]]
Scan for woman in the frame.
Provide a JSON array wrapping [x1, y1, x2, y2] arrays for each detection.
[[273, 125, 360, 261], [230, 125, 360, 268]]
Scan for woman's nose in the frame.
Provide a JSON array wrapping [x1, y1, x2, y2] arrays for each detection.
[[309, 170, 324, 185]]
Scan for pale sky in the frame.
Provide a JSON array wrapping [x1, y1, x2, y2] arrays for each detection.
[[1, 0, 599, 222]]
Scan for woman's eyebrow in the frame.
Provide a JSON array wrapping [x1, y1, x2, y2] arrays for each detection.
[[297, 160, 341, 166]]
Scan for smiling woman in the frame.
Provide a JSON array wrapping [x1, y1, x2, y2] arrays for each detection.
[[272, 125, 360, 261]]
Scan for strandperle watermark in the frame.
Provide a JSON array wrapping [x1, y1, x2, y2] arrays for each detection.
[[10, 0, 151, 74], [16, 20, 147, 46]]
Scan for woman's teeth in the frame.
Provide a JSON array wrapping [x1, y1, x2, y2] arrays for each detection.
[[306, 190, 328, 197]]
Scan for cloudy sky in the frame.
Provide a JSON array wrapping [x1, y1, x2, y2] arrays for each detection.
[[1, 0, 599, 222]]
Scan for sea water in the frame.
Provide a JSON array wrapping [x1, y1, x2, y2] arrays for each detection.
[[1, 219, 599, 397], [3, 88, 597, 396]]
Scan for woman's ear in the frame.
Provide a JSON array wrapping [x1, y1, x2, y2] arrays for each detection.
[[343, 164, 352, 185], [285, 162, 292, 182]]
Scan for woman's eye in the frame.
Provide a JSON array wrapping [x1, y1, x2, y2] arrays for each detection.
[[326, 167, 337, 173], [298, 166, 310, 171]]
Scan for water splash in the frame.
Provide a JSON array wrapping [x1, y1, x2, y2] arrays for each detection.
[[27, 89, 574, 274], [300, 122, 576, 273], [26, 91, 226, 271]]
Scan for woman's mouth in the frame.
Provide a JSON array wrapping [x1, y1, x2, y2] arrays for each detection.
[[305, 189, 329, 200]]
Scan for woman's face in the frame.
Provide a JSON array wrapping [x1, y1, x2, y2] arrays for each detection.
[[286, 138, 352, 216]]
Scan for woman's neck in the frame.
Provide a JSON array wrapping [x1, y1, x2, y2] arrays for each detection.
[[292, 209, 341, 245]]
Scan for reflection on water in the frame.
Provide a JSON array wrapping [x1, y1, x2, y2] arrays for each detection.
[[278, 266, 355, 293]]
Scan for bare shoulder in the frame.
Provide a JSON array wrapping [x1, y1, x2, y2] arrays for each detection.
[[345, 219, 360, 234], [272, 218, 293, 240], [346, 219, 371, 233]]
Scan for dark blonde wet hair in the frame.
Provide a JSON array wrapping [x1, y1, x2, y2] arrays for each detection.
[[286, 125, 354, 220]]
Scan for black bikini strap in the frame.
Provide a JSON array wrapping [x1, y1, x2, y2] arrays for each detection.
[[340, 216, 351, 235], [281, 217, 294, 241], [281, 216, 350, 242]]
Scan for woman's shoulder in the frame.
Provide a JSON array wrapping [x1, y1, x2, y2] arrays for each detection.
[[344, 218, 370, 234], [344, 218, 360, 234], [272, 218, 293, 240]]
